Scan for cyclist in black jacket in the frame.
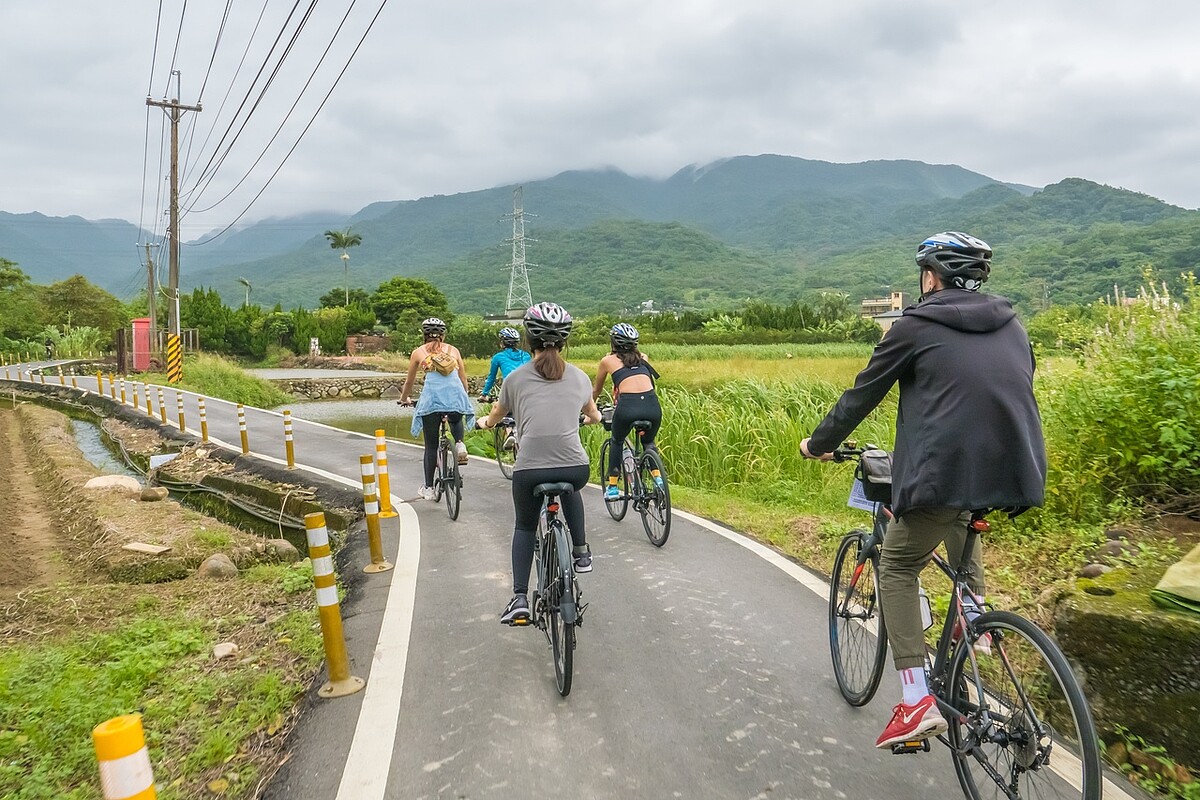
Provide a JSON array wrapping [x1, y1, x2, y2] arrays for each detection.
[[801, 232, 1047, 749]]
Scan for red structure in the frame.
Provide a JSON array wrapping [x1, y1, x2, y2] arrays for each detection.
[[131, 318, 152, 371]]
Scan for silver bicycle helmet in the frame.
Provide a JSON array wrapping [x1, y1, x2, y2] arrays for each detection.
[[421, 317, 447, 337], [498, 326, 521, 346], [523, 302, 573, 347], [915, 231, 992, 291], [610, 322, 639, 352]]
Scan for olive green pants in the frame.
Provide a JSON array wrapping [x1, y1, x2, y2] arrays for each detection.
[[879, 507, 984, 670]]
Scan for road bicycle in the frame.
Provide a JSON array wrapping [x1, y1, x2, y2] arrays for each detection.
[[479, 395, 517, 480], [432, 413, 463, 520], [598, 406, 671, 546], [826, 443, 1101, 799], [506, 481, 586, 696]]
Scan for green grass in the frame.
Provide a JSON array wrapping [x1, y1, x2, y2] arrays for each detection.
[[142, 353, 292, 408]]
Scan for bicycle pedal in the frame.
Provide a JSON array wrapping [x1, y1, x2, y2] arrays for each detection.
[[503, 617, 531, 627], [890, 739, 931, 755]]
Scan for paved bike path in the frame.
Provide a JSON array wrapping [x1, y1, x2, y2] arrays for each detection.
[[4, 366, 1135, 800]]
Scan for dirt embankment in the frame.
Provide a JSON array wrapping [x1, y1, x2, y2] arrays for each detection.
[[0, 407, 66, 598]]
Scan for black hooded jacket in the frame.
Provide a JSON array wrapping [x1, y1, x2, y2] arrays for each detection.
[[809, 289, 1047, 518]]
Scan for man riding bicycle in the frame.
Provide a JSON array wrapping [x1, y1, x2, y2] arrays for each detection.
[[801, 232, 1047, 749]]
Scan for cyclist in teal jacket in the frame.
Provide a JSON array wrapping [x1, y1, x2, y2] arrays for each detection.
[[478, 327, 532, 401]]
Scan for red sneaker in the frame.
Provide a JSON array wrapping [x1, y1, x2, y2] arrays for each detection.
[[875, 695, 948, 748]]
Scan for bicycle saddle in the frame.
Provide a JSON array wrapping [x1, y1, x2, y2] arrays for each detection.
[[533, 481, 575, 497]]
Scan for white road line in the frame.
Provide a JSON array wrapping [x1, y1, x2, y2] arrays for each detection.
[[335, 500, 421, 800]]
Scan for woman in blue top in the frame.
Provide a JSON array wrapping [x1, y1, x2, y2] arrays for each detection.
[[478, 326, 531, 400], [399, 317, 476, 500]]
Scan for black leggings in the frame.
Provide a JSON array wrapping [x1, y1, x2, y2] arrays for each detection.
[[421, 412, 463, 487], [608, 392, 662, 475], [510, 465, 589, 594]]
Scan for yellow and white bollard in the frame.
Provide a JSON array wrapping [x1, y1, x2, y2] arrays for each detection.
[[95, 370, 103, 394], [176, 392, 185, 431], [109, 373, 116, 400], [156, 387, 167, 424], [198, 398, 209, 443], [237, 404, 249, 454], [132, 384, 140, 410], [58, 367, 65, 385], [39, 371, 46, 385], [374, 430, 397, 518], [283, 410, 296, 469], [119, 378, 126, 405], [143, 384, 152, 415], [72, 374, 78, 389], [93, 714, 156, 799], [305, 512, 366, 698], [359, 455, 393, 574]]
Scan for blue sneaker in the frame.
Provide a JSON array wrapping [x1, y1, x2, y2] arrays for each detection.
[[604, 485, 620, 500]]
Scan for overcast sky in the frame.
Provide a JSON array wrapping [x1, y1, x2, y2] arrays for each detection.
[[2, 1, 1198, 242]]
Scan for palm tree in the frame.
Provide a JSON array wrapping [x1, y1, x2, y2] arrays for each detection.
[[324, 227, 363, 306], [237, 277, 252, 307]]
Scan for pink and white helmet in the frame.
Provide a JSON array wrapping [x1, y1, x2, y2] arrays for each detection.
[[523, 302, 573, 346]]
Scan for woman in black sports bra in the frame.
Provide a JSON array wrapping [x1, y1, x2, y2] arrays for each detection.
[[592, 323, 662, 500]]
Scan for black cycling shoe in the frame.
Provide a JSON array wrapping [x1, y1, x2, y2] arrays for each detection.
[[573, 546, 593, 574], [500, 593, 530, 625]]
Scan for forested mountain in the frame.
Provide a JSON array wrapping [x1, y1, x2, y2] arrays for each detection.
[[5, 154, 1198, 316]]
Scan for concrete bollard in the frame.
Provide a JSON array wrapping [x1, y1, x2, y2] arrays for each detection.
[[359, 455, 394, 574], [283, 410, 296, 469], [375, 430, 397, 519], [156, 387, 167, 424], [120, 378, 126, 405], [304, 512, 366, 698], [109, 373, 116, 400], [92, 714, 156, 799], [237, 404, 249, 454], [198, 398, 209, 443], [176, 392, 185, 431]]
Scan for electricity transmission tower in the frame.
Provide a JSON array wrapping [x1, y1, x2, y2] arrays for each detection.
[[503, 186, 536, 314]]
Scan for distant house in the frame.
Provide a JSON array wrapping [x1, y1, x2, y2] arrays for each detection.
[[860, 291, 910, 334]]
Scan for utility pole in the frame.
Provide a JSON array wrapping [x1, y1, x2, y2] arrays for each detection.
[[143, 243, 157, 346], [147, 71, 200, 382]]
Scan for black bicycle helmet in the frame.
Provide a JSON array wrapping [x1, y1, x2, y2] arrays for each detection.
[[498, 326, 521, 346], [610, 322, 639, 352], [522, 302, 573, 347], [421, 317, 447, 337], [915, 231, 992, 291]]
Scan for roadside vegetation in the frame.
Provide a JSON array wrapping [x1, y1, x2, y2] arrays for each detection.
[[141, 353, 292, 408]]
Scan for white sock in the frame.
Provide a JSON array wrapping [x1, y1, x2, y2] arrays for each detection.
[[899, 667, 928, 705]]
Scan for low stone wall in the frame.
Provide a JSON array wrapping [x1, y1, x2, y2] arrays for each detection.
[[1055, 567, 1200, 766], [269, 376, 405, 399], [270, 375, 487, 399]]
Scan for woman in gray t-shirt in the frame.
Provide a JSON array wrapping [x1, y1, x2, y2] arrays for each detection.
[[478, 302, 602, 625]]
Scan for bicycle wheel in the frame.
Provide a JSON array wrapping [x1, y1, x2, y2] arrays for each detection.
[[444, 457, 462, 520], [547, 520, 575, 696], [599, 438, 629, 521], [637, 448, 671, 547], [827, 531, 888, 706], [494, 424, 516, 480], [433, 441, 446, 502], [946, 610, 1100, 800]]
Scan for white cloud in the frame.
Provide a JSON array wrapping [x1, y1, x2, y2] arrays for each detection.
[[1, 0, 1197, 241]]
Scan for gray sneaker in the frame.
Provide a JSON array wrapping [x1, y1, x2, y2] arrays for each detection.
[[500, 593, 530, 624], [573, 547, 593, 574]]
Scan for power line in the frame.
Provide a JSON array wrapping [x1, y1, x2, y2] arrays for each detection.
[[185, 0, 367, 216], [161, 0, 188, 98], [192, 0, 392, 245]]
